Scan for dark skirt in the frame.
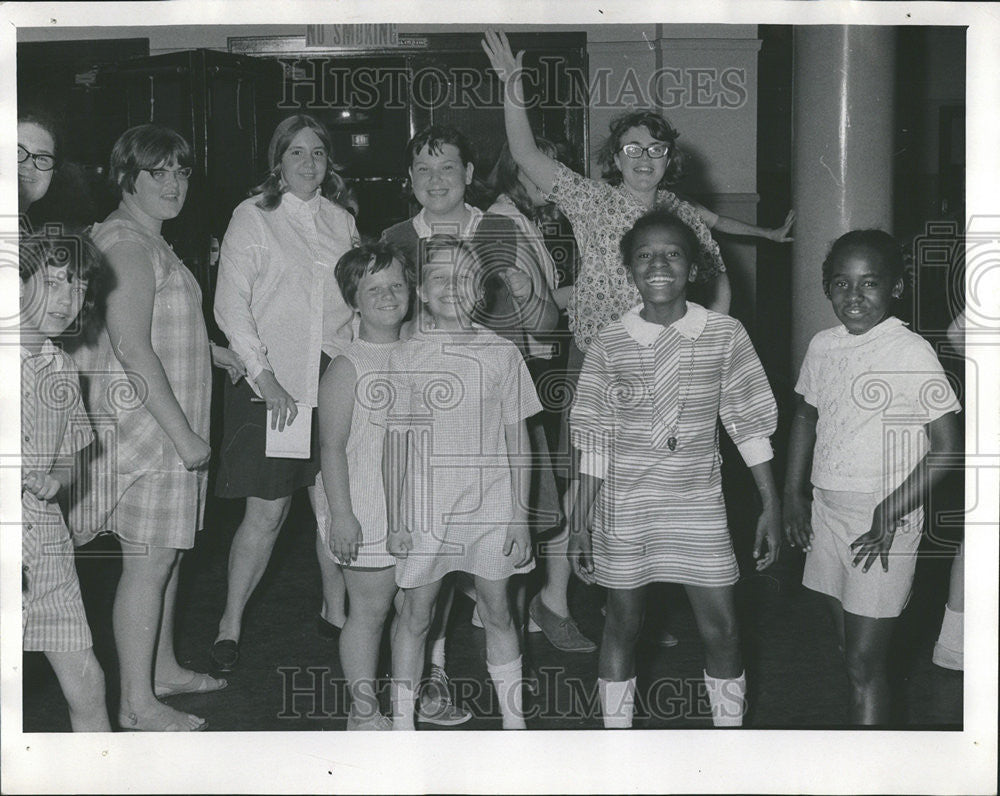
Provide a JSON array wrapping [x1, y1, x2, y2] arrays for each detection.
[[214, 374, 321, 501]]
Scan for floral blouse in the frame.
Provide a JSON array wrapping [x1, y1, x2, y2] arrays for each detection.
[[547, 161, 725, 352]]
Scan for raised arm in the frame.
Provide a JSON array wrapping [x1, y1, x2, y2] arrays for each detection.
[[103, 241, 209, 470], [482, 30, 559, 196]]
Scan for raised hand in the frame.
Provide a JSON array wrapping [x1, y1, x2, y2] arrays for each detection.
[[481, 29, 523, 84]]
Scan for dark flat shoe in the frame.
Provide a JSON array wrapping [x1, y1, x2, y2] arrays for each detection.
[[317, 615, 343, 641], [209, 639, 239, 673]]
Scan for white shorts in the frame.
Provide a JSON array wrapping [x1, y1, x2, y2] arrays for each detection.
[[802, 488, 923, 619]]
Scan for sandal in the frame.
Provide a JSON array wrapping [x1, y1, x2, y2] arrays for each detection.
[[155, 671, 228, 698]]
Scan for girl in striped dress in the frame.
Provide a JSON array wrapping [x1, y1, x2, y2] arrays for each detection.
[[314, 242, 412, 731], [568, 209, 782, 728]]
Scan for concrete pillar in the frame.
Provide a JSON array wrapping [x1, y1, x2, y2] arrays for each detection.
[[791, 26, 896, 372]]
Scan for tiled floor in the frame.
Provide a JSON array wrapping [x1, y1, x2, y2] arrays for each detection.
[[23, 484, 963, 733]]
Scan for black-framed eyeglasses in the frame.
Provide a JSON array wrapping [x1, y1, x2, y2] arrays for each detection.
[[619, 142, 671, 160], [18, 144, 56, 172], [144, 167, 193, 183]]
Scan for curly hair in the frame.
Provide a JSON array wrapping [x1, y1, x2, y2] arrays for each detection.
[[597, 110, 684, 189]]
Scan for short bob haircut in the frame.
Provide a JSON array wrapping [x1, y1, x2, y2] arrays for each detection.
[[19, 106, 62, 162], [597, 110, 684, 189], [110, 124, 194, 196], [490, 137, 559, 221], [405, 125, 476, 169], [335, 241, 414, 309], [619, 207, 702, 278], [20, 227, 114, 347], [821, 229, 907, 296], [253, 114, 347, 211]]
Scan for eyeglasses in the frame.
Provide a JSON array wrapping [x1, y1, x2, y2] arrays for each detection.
[[18, 145, 56, 172], [619, 142, 671, 160], [144, 167, 193, 183]]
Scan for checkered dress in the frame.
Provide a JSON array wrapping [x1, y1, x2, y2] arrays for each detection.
[[21, 344, 95, 651], [71, 215, 211, 549], [385, 327, 541, 588]]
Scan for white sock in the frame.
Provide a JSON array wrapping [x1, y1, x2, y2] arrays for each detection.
[[936, 605, 963, 651], [391, 682, 416, 731], [487, 656, 526, 730], [704, 670, 746, 727], [598, 677, 636, 729], [430, 637, 446, 669]]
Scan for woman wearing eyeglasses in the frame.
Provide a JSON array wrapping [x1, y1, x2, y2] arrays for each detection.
[[17, 113, 58, 216], [73, 123, 224, 731]]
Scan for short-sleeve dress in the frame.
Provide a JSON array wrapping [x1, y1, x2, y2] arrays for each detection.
[[70, 215, 211, 549], [570, 303, 777, 588], [547, 161, 725, 353], [385, 326, 542, 588], [314, 339, 398, 570], [22, 344, 95, 651]]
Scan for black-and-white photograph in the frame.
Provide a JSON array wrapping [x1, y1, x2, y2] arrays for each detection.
[[1, 2, 997, 793]]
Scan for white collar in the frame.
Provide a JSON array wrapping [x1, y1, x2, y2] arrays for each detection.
[[21, 338, 62, 368], [281, 190, 323, 214], [831, 315, 905, 344], [621, 302, 708, 346], [412, 204, 482, 240]]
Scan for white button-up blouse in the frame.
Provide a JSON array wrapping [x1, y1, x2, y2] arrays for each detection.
[[214, 190, 359, 408]]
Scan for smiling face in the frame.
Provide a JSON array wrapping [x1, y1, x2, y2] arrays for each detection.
[[626, 224, 694, 310], [124, 158, 189, 226], [409, 143, 473, 222], [614, 125, 670, 196], [18, 121, 56, 208], [280, 127, 328, 200], [21, 265, 87, 342], [826, 248, 903, 335], [355, 258, 410, 333], [418, 248, 481, 327]]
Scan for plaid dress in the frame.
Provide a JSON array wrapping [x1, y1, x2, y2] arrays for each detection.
[[22, 343, 95, 651], [71, 215, 211, 549], [385, 327, 541, 588]]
